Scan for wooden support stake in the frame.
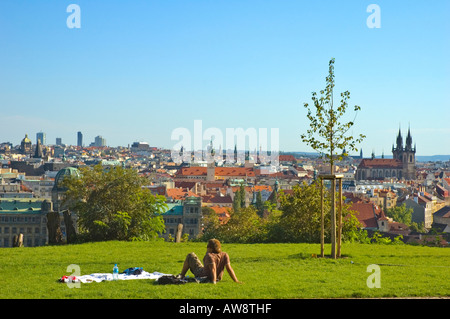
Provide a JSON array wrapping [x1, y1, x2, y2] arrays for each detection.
[[331, 177, 336, 259], [320, 178, 324, 258], [337, 178, 343, 258]]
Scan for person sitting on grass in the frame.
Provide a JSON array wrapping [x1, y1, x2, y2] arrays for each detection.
[[178, 238, 242, 284]]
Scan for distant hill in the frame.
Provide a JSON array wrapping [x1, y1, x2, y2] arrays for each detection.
[[416, 155, 450, 162], [380, 155, 450, 162], [283, 152, 450, 162]]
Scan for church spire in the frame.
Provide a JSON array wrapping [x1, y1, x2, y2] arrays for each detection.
[[396, 125, 403, 150], [405, 125, 413, 151]]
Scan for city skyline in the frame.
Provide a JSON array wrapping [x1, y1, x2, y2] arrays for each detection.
[[1, 1, 449, 156]]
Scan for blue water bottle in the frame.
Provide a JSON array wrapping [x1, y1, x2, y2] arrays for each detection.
[[113, 264, 119, 281]]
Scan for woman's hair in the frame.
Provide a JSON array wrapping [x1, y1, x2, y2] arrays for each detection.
[[207, 239, 222, 253]]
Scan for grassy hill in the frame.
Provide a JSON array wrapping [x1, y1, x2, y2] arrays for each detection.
[[0, 241, 449, 299]]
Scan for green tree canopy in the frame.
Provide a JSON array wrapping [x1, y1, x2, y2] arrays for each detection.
[[232, 188, 242, 212], [268, 182, 361, 243], [215, 206, 266, 243], [200, 206, 221, 240], [386, 204, 413, 226], [61, 164, 167, 242], [199, 181, 362, 244], [254, 191, 264, 217], [301, 58, 365, 173]]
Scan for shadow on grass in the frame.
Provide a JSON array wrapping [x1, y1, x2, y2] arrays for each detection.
[[288, 252, 352, 259]]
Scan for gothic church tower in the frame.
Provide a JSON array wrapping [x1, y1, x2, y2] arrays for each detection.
[[392, 126, 416, 180], [403, 127, 416, 180]]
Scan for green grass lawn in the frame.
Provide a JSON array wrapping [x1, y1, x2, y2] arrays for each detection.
[[0, 241, 449, 299]]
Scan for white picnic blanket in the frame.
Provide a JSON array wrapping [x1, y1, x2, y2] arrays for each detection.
[[61, 271, 170, 283]]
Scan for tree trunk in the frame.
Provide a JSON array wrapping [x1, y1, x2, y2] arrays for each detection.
[[63, 210, 77, 244], [13, 233, 23, 247], [47, 211, 63, 245], [175, 223, 183, 243]]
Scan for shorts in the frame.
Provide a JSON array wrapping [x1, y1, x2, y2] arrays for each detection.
[[186, 252, 205, 277]]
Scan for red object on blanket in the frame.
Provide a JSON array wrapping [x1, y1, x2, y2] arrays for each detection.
[[59, 275, 77, 282]]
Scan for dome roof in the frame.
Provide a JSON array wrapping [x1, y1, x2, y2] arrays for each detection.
[[22, 134, 32, 144], [53, 167, 80, 190]]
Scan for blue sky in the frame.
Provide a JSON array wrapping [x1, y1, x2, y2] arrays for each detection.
[[0, 0, 449, 156]]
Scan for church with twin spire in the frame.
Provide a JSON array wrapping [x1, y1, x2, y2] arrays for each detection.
[[356, 127, 416, 181]]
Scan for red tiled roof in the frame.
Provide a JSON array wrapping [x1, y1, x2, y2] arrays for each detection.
[[201, 194, 233, 204], [174, 181, 197, 189], [279, 155, 296, 162], [209, 206, 231, 224], [358, 158, 403, 169], [148, 185, 166, 196], [177, 167, 207, 176], [349, 202, 382, 228], [253, 185, 273, 192], [176, 167, 255, 178], [230, 186, 252, 193], [204, 181, 226, 188], [166, 188, 199, 200], [388, 222, 410, 234], [215, 167, 255, 177]]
